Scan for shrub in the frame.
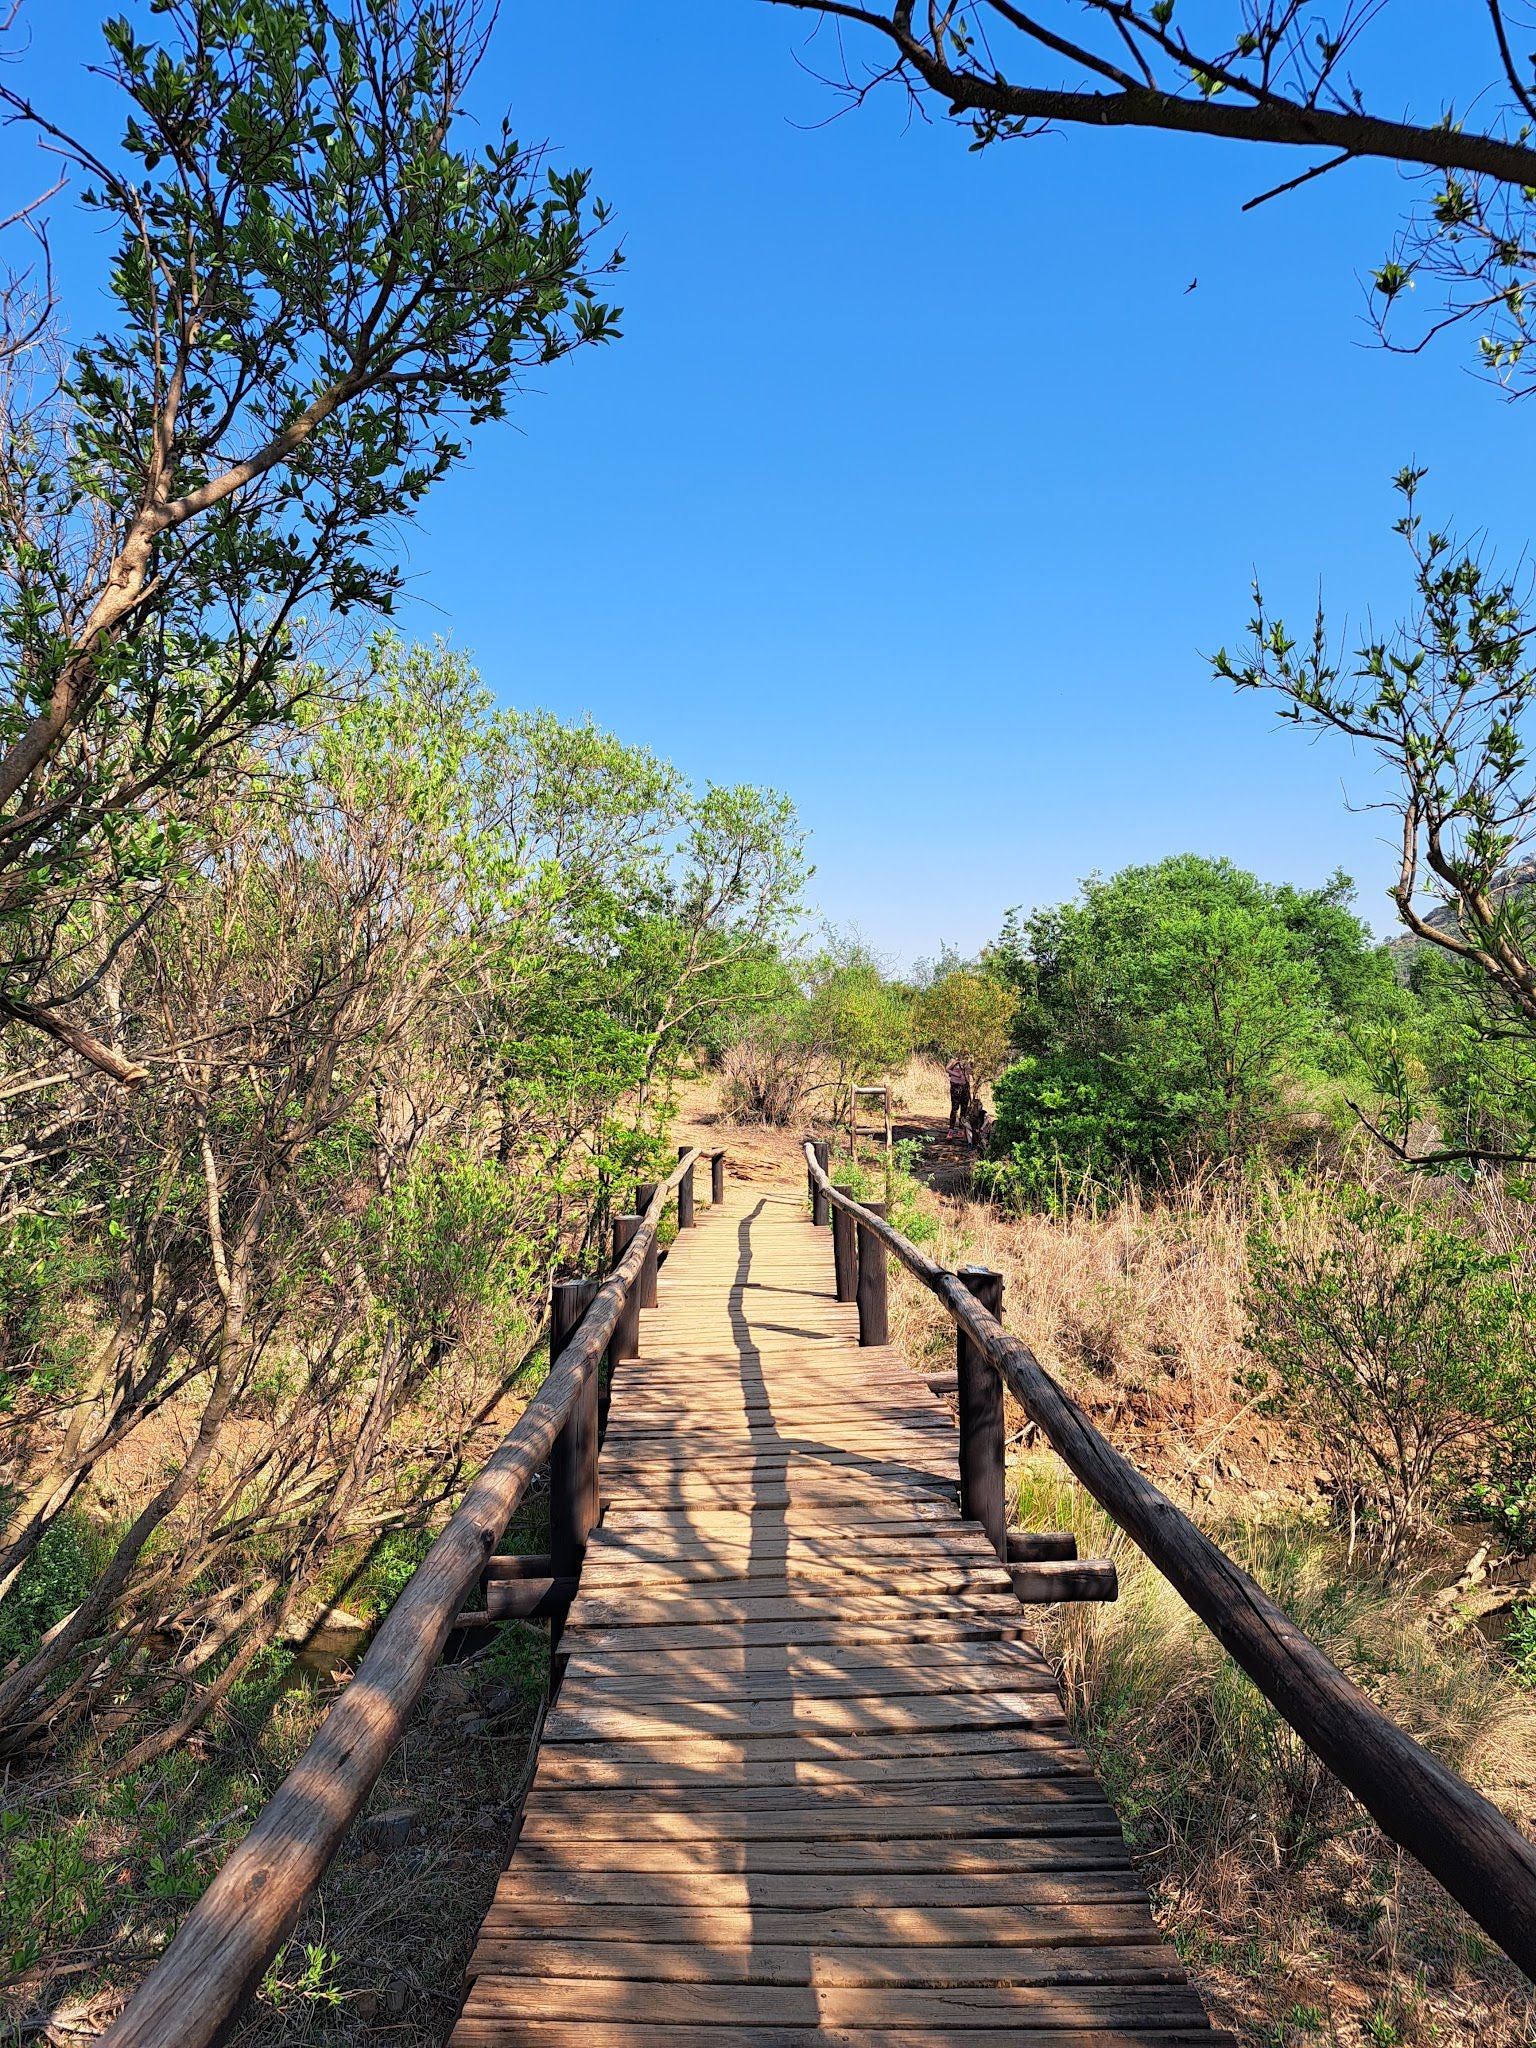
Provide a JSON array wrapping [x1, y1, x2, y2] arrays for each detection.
[[974, 1054, 1161, 1212], [1245, 1180, 1536, 1563], [981, 857, 1402, 1202]]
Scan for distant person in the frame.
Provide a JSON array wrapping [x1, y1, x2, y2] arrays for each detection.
[[946, 1055, 973, 1133]]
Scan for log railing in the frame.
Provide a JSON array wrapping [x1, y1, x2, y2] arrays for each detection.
[[102, 1149, 705, 2048], [804, 1140, 1536, 1982]]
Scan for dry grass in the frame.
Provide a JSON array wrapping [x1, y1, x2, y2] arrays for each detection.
[[889, 1168, 1285, 1512], [863, 1116, 1536, 2047], [1009, 1456, 1536, 2046]]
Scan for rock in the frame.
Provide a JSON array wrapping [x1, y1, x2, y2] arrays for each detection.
[[360, 1805, 416, 1854]]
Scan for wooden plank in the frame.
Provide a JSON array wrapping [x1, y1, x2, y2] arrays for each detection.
[[465, 1940, 1185, 1986], [543, 1690, 1070, 1743], [525, 1780, 1109, 1819], [553, 1664, 1060, 1707], [531, 1742, 1094, 1791], [453, 2027, 1237, 2048], [562, 1640, 1053, 1680], [536, 1725, 1089, 1774], [488, 1870, 1151, 1911], [517, 1801, 1123, 1845], [511, 1839, 1135, 1875], [457, 1981, 1216, 2028], [472, 1903, 1161, 1947]]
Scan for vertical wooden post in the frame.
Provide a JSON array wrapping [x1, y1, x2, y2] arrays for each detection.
[[811, 1140, 830, 1226], [711, 1150, 726, 1204], [831, 1185, 858, 1302], [856, 1200, 889, 1348], [957, 1266, 1007, 1560], [676, 1147, 695, 1228], [549, 1278, 600, 1647], [633, 1184, 659, 1307], [611, 1216, 642, 1363]]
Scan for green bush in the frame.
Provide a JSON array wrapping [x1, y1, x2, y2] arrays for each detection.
[[0, 1514, 113, 1665], [981, 856, 1403, 1204], [1508, 1604, 1536, 1687], [1246, 1181, 1536, 1562], [974, 1055, 1161, 1212]]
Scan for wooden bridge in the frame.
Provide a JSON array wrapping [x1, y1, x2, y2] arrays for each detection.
[[106, 1148, 1536, 2048], [452, 1175, 1221, 2046]]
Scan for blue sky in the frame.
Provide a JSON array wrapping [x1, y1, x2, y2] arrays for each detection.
[[5, 2, 1527, 964]]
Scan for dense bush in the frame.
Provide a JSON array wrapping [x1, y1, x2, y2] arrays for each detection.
[[1245, 1179, 1536, 1562], [909, 964, 1015, 1076], [977, 856, 1401, 1206]]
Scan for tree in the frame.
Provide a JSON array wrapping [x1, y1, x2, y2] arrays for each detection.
[[0, 0, 619, 1079], [980, 854, 1391, 1203], [0, 639, 800, 1758], [1218, 468, 1536, 1165], [766, 2, 1536, 387], [910, 964, 1015, 1078]]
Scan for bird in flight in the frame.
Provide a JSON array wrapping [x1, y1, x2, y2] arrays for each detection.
[[1185, 278, 1198, 293]]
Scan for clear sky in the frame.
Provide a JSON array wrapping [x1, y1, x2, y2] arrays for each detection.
[[5, 2, 1527, 964]]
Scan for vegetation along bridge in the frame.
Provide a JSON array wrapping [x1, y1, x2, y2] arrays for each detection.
[[103, 1151, 1536, 2046]]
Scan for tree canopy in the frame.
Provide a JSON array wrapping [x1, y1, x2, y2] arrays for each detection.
[[979, 853, 1398, 1204], [0, 0, 620, 1080]]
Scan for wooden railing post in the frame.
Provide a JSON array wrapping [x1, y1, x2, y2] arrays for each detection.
[[633, 1184, 659, 1306], [957, 1265, 1007, 1560], [711, 1149, 726, 1204], [831, 1183, 858, 1302], [548, 1278, 600, 1646], [611, 1217, 642, 1361], [855, 1199, 889, 1347], [676, 1146, 695, 1227], [811, 1140, 831, 1226]]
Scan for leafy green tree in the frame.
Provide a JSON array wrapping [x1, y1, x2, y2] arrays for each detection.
[[980, 855, 1393, 1204], [0, 638, 802, 1754], [0, 0, 619, 1078], [910, 965, 1015, 1078], [803, 944, 912, 1117]]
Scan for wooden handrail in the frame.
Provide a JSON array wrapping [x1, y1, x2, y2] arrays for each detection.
[[103, 1151, 702, 2048], [804, 1141, 1536, 1980]]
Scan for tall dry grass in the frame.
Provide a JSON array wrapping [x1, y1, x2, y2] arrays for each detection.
[[889, 1174, 1266, 1506], [873, 1138, 1536, 2045]]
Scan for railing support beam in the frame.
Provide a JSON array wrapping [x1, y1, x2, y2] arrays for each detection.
[[957, 1265, 1007, 1561], [548, 1278, 601, 1649], [831, 1183, 858, 1302], [676, 1146, 695, 1227], [811, 1139, 831, 1226], [855, 1200, 889, 1347], [611, 1216, 642, 1362], [633, 1184, 659, 1306]]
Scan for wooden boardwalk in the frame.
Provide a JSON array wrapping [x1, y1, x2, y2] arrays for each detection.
[[451, 1177, 1231, 2047]]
